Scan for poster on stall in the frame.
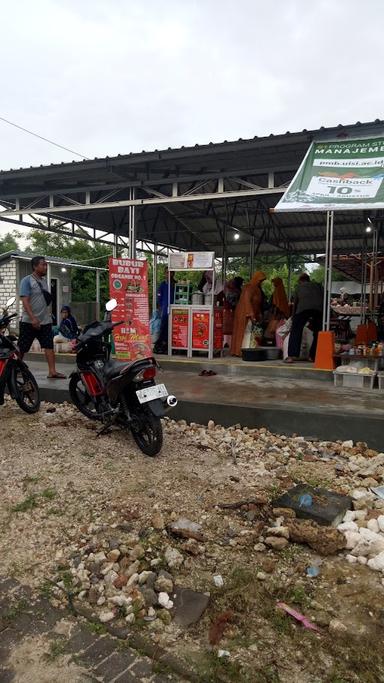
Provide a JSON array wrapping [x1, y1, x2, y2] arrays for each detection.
[[192, 310, 210, 349], [171, 308, 189, 348], [169, 251, 215, 270], [109, 258, 152, 360]]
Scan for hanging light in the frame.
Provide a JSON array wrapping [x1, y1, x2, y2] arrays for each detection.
[[366, 218, 373, 233], [61, 267, 67, 272], [233, 231, 240, 240]]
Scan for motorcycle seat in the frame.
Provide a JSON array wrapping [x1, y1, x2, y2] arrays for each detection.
[[103, 359, 135, 381]]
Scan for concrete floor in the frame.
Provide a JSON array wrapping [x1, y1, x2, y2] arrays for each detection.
[[26, 353, 384, 449]]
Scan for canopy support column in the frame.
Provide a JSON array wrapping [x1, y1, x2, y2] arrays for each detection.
[[128, 187, 136, 259], [322, 210, 334, 331], [221, 226, 227, 285], [249, 233, 255, 278], [96, 270, 100, 321], [152, 244, 158, 313], [287, 254, 292, 300]]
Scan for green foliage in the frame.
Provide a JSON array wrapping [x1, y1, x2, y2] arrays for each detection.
[[26, 229, 111, 304], [0, 231, 20, 254], [11, 494, 38, 512]]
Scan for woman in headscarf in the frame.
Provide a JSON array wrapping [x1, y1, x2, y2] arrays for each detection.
[[271, 277, 289, 318], [230, 271, 267, 356]]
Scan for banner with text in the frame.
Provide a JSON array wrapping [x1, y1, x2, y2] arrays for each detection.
[[275, 136, 384, 212], [109, 258, 152, 361]]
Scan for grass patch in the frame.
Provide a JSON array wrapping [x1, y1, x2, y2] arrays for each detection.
[[87, 621, 107, 635], [194, 651, 250, 683], [4, 598, 29, 622], [44, 639, 67, 661], [41, 488, 57, 500], [11, 494, 38, 512], [288, 585, 310, 609]]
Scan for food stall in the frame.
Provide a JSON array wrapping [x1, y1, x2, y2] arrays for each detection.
[[167, 252, 223, 360]]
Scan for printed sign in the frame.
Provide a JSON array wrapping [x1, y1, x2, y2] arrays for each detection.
[[171, 308, 189, 348], [214, 308, 223, 350], [192, 310, 210, 349], [275, 137, 384, 212], [169, 251, 215, 270], [109, 258, 152, 360]]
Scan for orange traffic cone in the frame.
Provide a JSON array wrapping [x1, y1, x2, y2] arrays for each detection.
[[314, 331, 335, 370]]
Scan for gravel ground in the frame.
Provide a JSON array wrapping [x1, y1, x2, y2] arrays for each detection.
[[2, 397, 384, 682]]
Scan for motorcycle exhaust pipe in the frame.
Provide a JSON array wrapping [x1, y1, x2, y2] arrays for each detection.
[[166, 395, 178, 408]]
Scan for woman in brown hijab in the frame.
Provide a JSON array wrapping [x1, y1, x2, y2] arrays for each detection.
[[230, 271, 267, 356], [271, 277, 289, 318]]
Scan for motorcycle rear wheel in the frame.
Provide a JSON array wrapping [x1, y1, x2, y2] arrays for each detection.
[[10, 364, 40, 414], [130, 408, 163, 457], [69, 372, 99, 420]]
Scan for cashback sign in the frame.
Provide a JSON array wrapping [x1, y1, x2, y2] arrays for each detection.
[[275, 136, 384, 211]]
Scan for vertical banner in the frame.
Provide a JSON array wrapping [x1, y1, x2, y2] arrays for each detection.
[[109, 258, 152, 360], [171, 308, 189, 349], [192, 310, 210, 349]]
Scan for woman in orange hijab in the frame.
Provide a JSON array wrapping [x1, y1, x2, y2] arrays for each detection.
[[230, 271, 267, 356], [271, 277, 289, 318]]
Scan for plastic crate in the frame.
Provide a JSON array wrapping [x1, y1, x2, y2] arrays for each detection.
[[333, 370, 376, 389]]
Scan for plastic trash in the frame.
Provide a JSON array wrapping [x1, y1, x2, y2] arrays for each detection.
[[218, 650, 230, 658], [371, 486, 384, 500], [306, 566, 320, 578], [299, 493, 313, 508], [276, 602, 321, 632]]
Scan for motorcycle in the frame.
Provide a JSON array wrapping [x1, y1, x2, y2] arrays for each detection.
[[0, 297, 40, 413], [69, 299, 177, 456]]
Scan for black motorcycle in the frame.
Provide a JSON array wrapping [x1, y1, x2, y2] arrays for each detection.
[[0, 297, 40, 413], [69, 299, 177, 456]]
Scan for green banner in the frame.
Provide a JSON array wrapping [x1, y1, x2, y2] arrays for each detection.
[[275, 136, 384, 212]]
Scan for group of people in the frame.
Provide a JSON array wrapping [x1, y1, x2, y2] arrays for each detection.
[[230, 270, 323, 362]]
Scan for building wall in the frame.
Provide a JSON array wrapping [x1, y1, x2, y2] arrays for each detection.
[[0, 260, 17, 312]]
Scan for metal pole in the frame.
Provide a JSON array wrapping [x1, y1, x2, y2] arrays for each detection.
[[326, 210, 334, 331], [128, 187, 136, 259], [112, 234, 118, 258], [287, 254, 292, 300], [152, 244, 158, 313], [361, 241, 367, 325], [249, 234, 255, 278], [96, 270, 100, 320], [322, 212, 330, 330]]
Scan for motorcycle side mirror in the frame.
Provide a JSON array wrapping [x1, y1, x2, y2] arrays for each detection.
[[105, 298, 118, 312], [5, 296, 15, 309]]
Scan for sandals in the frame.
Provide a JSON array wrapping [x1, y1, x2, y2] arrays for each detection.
[[47, 372, 67, 379], [199, 369, 217, 376]]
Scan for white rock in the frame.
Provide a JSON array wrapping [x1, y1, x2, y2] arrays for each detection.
[[265, 526, 290, 539], [110, 595, 132, 607], [343, 511, 357, 522], [355, 510, 368, 520], [256, 572, 267, 580], [346, 554, 357, 564], [218, 650, 231, 658], [94, 552, 107, 563], [342, 440, 354, 449], [367, 519, 380, 534], [329, 619, 348, 634], [96, 596, 106, 606], [127, 572, 139, 587], [207, 420, 215, 430], [138, 571, 153, 585], [338, 521, 358, 533], [125, 613, 135, 624], [368, 551, 384, 572], [213, 574, 224, 588], [344, 531, 361, 550], [164, 546, 183, 569], [99, 610, 115, 623], [377, 515, 384, 533], [357, 556, 368, 565], [352, 488, 369, 500], [158, 591, 174, 609], [253, 543, 266, 552], [104, 570, 119, 585]]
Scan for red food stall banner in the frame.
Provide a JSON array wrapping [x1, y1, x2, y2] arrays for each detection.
[[171, 308, 189, 348], [192, 310, 210, 349], [109, 258, 152, 360]]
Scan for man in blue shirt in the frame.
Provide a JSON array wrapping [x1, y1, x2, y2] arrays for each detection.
[[19, 256, 66, 379], [154, 269, 175, 353]]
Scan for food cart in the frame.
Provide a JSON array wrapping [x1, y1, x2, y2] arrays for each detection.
[[167, 252, 223, 360]]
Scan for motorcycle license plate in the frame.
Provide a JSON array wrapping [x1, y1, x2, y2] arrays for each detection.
[[136, 383, 168, 404]]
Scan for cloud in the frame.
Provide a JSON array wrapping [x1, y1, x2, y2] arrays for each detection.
[[0, 0, 383, 173]]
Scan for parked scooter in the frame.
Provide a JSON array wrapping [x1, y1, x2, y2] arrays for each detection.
[[69, 299, 177, 456], [0, 297, 40, 413]]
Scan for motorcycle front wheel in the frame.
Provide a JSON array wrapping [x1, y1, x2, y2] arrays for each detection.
[[69, 372, 99, 420], [130, 407, 163, 457], [9, 364, 40, 414]]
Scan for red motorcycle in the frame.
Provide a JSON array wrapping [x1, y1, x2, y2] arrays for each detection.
[[0, 297, 40, 413], [69, 299, 177, 456]]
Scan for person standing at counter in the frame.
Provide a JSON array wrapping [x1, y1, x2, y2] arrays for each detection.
[[285, 273, 323, 363], [271, 277, 289, 318], [230, 271, 267, 357], [154, 269, 175, 353]]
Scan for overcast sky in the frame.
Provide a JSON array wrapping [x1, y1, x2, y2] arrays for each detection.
[[0, 0, 383, 242]]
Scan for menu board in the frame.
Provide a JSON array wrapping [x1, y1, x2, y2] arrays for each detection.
[[169, 251, 214, 271], [109, 258, 152, 360], [192, 310, 210, 349], [171, 308, 189, 348]]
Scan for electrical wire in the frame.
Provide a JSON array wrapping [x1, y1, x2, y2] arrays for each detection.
[[0, 115, 90, 160]]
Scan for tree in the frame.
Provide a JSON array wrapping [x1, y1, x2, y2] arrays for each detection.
[[26, 230, 111, 304], [0, 231, 20, 254]]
